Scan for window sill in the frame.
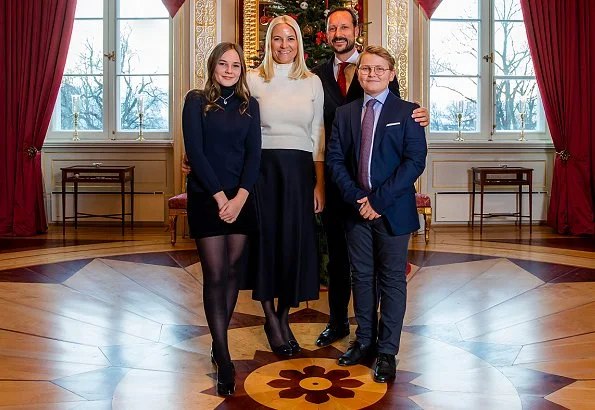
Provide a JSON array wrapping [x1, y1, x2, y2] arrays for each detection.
[[428, 139, 554, 150], [43, 139, 174, 149]]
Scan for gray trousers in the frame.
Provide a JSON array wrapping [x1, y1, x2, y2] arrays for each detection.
[[346, 218, 409, 355]]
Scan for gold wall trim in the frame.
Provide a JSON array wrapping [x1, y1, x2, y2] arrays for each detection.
[[194, 0, 217, 89], [243, 0, 259, 62], [386, 0, 408, 100]]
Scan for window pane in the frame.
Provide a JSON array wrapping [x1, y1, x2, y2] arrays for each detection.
[[75, 0, 103, 18], [432, 0, 479, 19], [495, 79, 541, 131], [118, 0, 169, 18], [65, 20, 103, 74], [56, 76, 104, 131], [118, 76, 169, 131], [430, 21, 479, 76], [494, 0, 523, 20], [494, 22, 534, 76], [118, 20, 169, 75], [430, 77, 479, 132]]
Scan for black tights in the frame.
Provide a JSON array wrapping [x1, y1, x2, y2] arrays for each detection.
[[196, 234, 247, 365], [261, 299, 295, 346]]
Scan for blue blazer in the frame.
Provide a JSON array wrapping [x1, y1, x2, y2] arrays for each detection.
[[326, 91, 427, 235]]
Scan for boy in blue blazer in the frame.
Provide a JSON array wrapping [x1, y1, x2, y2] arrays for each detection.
[[326, 45, 427, 383]]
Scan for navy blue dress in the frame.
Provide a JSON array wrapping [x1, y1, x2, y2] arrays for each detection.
[[182, 88, 261, 239]]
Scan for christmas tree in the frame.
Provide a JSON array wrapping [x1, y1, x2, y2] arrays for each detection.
[[261, 0, 363, 68]]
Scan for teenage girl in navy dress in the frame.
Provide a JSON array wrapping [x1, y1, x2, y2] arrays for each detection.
[[182, 42, 261, 396]]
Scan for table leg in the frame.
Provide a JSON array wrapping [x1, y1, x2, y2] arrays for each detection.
[[74, 181, 78, 229], [121, 176, 125, 236], [62, 174, 66, 235], [529, 172, 533, 234], [130, 171, 134, 230], [480, 179, 485, 235], [471, 176, 476, 229], [518, 182, 523, 229]]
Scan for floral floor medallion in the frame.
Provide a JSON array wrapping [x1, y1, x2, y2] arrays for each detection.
[[244, 358, 387, 409]]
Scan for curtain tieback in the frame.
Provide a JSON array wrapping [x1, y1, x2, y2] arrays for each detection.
[[555, 150, 570, 162], [26, 146, 40, 159]]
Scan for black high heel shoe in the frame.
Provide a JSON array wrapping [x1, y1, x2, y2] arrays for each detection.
[[288, 338, 301, 354], [264, 322, 293, 357], [215, 362, 235, 396]]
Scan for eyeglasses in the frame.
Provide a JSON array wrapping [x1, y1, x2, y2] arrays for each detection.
[[358, 65, 390, 76]]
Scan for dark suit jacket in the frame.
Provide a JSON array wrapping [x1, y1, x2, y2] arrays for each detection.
[[326, 91, 427, 236]]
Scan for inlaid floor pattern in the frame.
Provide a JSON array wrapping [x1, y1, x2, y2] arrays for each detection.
[[0, 226, 593, 409]]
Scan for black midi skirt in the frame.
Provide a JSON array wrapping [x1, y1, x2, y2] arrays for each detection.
[[251, 149, 319, 307], [187, 188, 257, 239]]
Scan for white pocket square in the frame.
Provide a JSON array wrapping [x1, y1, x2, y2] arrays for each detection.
[[386, 122, 401, 127]]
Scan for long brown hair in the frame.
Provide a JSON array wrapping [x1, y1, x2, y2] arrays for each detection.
[[203, 42, 251, 114]]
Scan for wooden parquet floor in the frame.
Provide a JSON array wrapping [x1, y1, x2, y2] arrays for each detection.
[[0, 224, 593, 409]]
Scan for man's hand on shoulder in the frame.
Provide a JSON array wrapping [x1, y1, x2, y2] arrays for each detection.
[[412, 103, 429, 127]]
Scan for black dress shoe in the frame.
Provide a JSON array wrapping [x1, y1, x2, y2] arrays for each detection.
[[216, 362, 235, 396], [264, 322, 293, 357], [338, 341, 373, 366], [315, 324, 350, 347], [373, 353, 396, 383], [288, 339, 301, 354]]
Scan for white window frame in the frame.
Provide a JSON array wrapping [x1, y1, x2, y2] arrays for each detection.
[[46, 0, 173, 142], [426, 0, 550, 142]]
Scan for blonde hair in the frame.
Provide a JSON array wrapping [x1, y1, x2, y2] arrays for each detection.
[[356, 45, 396, 71], [258, 15, 312, 82]]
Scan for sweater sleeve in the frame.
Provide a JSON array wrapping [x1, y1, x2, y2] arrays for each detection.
[[239, 98, 262, 191], [310, 75, 325, 162], [182, 92, 223, 195]]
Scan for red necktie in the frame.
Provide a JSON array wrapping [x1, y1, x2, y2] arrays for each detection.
[[337, 62, 349, 97], [358, 99, 378, 192]]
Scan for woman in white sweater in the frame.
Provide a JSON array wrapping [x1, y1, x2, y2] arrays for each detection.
[[248, 15, 325, 356]]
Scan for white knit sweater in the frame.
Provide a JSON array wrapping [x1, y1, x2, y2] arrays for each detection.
[[247, 63, 325, 161]]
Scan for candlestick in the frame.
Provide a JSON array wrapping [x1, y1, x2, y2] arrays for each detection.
[[519, 96, 527, 114], [454, 112, 464, 142], [518, 111, 526, 142], [72, 95, 80, 141], [72, 95, 79, 113], [73, 112, 80, 141], [136, 112, 145, 142]]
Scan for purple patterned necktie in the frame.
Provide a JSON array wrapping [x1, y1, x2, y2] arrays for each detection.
[[358, 98, 378, 192]]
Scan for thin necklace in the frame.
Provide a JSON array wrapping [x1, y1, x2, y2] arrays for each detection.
[[219, 91, 235, 105]]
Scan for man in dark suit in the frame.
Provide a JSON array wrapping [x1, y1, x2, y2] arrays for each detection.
[[326, 45, 427, 383], [312, 7, 429, 347]]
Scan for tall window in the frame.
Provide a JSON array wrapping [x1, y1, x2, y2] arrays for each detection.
[[48, 0, 171, 140], [428, 0, 546, 139]]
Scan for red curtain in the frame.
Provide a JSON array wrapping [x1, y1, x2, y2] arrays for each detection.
[[521, 0, 594, 235], [418, 0, 443, 19], [162, 0, 185, 18], [0, 0, 76, 236]]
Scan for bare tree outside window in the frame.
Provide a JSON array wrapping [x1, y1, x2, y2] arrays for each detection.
[[429, 0, 543, 136], [50, 0, 170, 138]]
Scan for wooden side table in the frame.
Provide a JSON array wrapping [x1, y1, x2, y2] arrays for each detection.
[[61, 165, 135, 235], [471, 167, 533, 234]]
